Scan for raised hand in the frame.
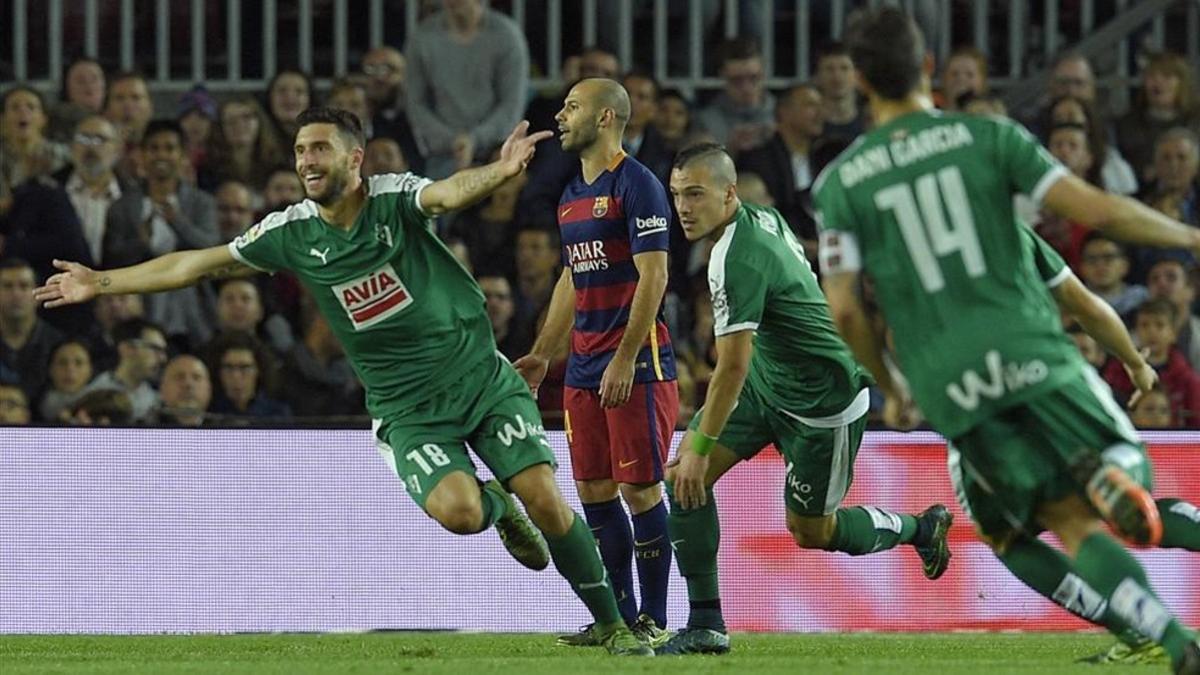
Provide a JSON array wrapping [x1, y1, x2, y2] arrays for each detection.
[[33, 259, 101, 308], [498, 121, 554, 176]]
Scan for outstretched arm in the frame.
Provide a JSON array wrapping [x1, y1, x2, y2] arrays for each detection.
[[1044, 173, 1200, 252], [419, 121, 553, 215], [33, 245, 251, 308]]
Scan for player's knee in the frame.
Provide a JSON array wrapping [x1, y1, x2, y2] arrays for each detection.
[[619, 481, 662, 514], [787, 513, 836, 549], [428, 496, 485, 535]]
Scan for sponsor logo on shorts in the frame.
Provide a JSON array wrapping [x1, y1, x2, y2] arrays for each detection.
[[496, 413, 552, 449], [618, 459, 640, 469], [333, 262, 413, 330], [786, 461, 814, 510], [945, 349, 1048, 411]]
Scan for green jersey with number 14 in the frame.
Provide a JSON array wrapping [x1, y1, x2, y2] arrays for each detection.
[[813, 110, 1084, 439], [228, 173, 495, 419]]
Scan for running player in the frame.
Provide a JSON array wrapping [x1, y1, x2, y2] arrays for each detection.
[[515, 78, 676, 647], [815, 8, 1199, 672], [34, 107, 653, 657], [657, 143, 953, 656]]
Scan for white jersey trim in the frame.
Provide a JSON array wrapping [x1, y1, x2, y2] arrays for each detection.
[[714, 321, 759, 336], [818, 229, 863, 275], [368, 172, 434, 216], [707, 222, 739, 335], [1046, 266, 1074, 289], [228, 201, 319, 272], [1031, 164, 1069, 206], [778, 387, 871, 429], [227, 241, 270, 272]]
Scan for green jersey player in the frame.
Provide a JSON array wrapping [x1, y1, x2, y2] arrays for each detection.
[[655, 143, 953, 656], [816, 8, 1199, 673], [34, 107, 652, 657]]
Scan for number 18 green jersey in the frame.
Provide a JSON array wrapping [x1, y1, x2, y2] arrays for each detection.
[[813, 111, 1083, 439], [228, 173, 495, 419]]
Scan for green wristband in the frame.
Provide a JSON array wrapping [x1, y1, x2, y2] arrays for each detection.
[[691, 431, 719, 457]]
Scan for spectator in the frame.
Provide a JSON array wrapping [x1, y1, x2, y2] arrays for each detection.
[[103, 72, 154, 183], [1049, 52, 1097, 105], [1130, 387, 1173, 429], [1033, 122, 1096, 270], [654, 88, 695, 154], [446, 156, 525, 275], [280, 298, 363, 418], [265, 69, 312, 148], [208, 331, 291, 421], [621, 71, 674, 183], [1104, 298, 1200, 425], [212, 278, 294, 356], [80, 317, 166, 424], [89, 292, 144, 372], [1116, 51, 1200, 184], [362, 137, 409, 177], [2, 86, 71, 187], [938, 47, 987, 112], [261, 168, 305, 213], [102, 119, 219, 348], [0, 258, 62, 399], [215, 180, 256, 242], [68, 388, 133, 426], [39, 338, 94, 423], [696, 37, 774, 154], [1067, 324, 1108, 371], [736, 172, 773, 207], [736, 83, 825, 250], [153, 354, 211, 427], [814, 41, 867, 139], [1078, 233, 1148, 322], [478, 273, 531, 361], [177, 85, 218, 182], [59, 115, 125, 265], [205, 96, 289, 191], [0, 383, 31, 425], [406, 0, 529, 177], [1141, 127, 1200, 226], [328, 78, 373, 138], [1046, 95, 1139, 196], [48, 57, 106, 142], [444, 235, 473, 274], [360, 46, 422, 172], [959, 92, 1007, 117], [512, 226, 560, 341], [1146, 257, 1200, 369]]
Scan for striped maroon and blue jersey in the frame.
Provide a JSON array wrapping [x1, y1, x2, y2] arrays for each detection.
[[559, 152, 676, 388]]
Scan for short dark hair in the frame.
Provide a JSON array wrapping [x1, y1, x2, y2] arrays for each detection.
[[61, 57, 105, 101], [845, 7, 925, 100], [815, 41, 850, 64], [141, 119, 184, 147], [1080, 231, 1126, 257], [296, 106, 366, 149], [72, 388, 134, 426], [112, 317, 164, 347], [0, 257, 34, 275], [672, 141, 730, 172], [716, 37, 761, 70], [2, 84, 46, 112], [1137, 297, 1178, 325]]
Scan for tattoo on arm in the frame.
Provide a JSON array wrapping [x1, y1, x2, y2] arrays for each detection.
[[99, 277, 112, 287], [199, 263, 251, 282], [453, 166, 501, 202]]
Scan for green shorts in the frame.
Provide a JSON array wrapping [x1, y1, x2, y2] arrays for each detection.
[[947, 368, 1152, 540], [689, 382, 870, 516], [373, 353, 557, 511]]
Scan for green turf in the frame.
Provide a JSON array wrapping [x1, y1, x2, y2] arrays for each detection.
[[0, 632, 1157, 674]]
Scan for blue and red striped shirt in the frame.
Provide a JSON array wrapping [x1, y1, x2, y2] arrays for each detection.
[[559, 152, 676, 388]]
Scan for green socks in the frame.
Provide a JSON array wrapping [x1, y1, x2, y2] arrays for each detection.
[[826, 506, 918, 555], [544, 512, 624, 627], [666, 480, 725, 632], [1158, 498, 1200, 550], [477, 481, 509, 532]]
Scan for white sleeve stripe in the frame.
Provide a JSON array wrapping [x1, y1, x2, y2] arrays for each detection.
[[226, 241, 272, 272], [636, 227, 669, 237], [818, 230, 863, 275], [714, 322, 758, 336], [1046, 266, 1074, 289], [413, 180, 431, 217], [1031, 165, 1069, 206]]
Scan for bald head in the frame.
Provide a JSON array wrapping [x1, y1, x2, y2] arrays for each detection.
[[557, 78, 632, 153], [579, 78, 630, 125]]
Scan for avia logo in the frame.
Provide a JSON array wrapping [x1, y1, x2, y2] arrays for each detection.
[[496, 414, 551, 448], [635, 215, 669, 237], [945, 350, 1049, 411], [332, 262, 413, 330]]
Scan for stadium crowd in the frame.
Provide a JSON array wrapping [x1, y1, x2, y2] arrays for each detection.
[[1, 0, 1199, 429]]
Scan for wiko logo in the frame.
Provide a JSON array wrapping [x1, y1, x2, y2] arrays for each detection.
[[496, 414, 552, 448], [945, 350, 1048, 411]]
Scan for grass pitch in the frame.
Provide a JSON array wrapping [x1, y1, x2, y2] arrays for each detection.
[[0, 632, 1147, 674]]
